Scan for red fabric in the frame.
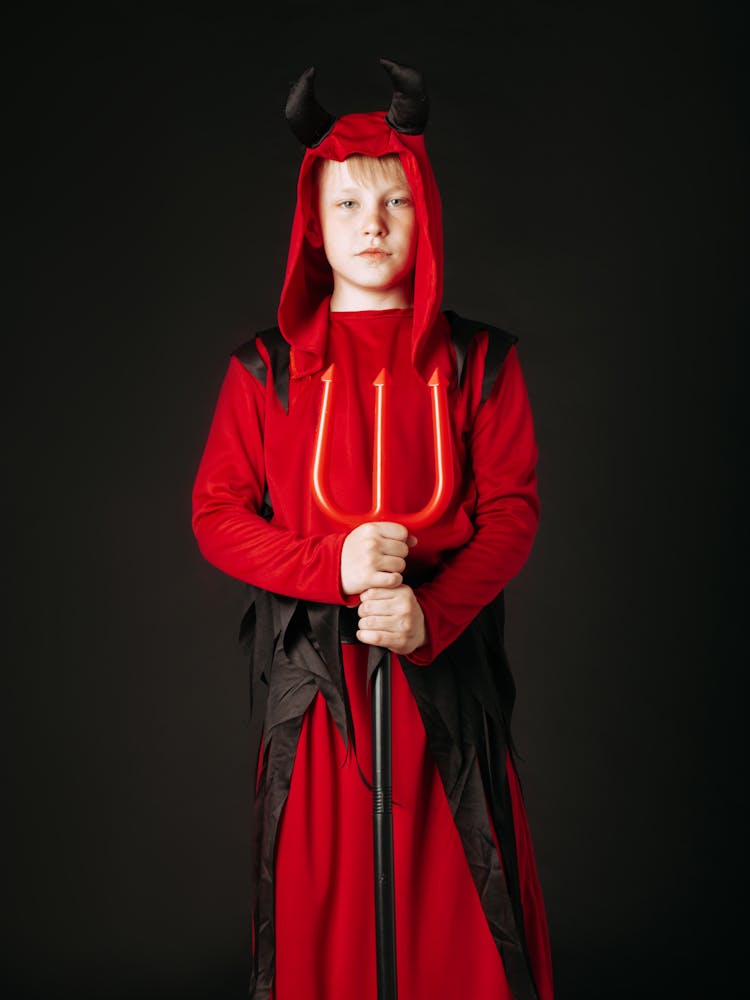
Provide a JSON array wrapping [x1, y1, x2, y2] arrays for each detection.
[[191, 309, 540, 661], [270, 645, 553, 1000], [193, 309, 552, 997], [276, 111, 448, 384], [191, 107, 553, 997], [192, 108, 540, 644]]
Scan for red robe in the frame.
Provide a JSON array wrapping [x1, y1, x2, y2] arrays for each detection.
[[192, 109, 554, 1000]]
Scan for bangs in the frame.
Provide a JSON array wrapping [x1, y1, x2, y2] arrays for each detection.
[[344, 153, 408, 188], [314, 153, 409, 190]]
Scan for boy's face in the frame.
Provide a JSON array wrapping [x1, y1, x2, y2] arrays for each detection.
[[314, 158, 417, 304]]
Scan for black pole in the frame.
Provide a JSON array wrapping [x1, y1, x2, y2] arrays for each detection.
[[372, 652, 398, 1000]]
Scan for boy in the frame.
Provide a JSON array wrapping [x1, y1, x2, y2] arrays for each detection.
[[192, 59, 554, 1000]]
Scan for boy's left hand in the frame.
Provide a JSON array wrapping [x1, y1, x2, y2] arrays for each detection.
[[356, 585, 426, 656]]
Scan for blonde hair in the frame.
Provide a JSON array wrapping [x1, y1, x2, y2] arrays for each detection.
[[313, 153, 409, 190]]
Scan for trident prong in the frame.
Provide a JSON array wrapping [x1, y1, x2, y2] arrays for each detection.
[[312, 364, 454, 532]]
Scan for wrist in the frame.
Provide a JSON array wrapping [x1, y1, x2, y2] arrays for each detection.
[[335, 532, 361, 606], [406, 591, 433, 665]]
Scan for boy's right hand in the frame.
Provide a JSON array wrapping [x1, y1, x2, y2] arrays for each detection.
[[340, 522, 417, 596]]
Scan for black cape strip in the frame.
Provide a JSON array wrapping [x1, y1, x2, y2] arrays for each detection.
[[398, 595, 538, 999], [240, 587, 540, 1000]]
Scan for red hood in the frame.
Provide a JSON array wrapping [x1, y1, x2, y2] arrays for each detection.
[[277, 110, 450, 383]]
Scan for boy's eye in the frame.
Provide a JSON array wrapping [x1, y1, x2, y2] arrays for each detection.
[[388, 197, 411, 207], [338, 200, 356, 208]]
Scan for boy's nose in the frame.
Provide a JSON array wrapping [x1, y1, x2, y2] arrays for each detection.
[[362, 212, 387, 236]]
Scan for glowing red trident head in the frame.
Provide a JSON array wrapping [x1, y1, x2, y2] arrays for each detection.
[[312, 365, 454, 532]]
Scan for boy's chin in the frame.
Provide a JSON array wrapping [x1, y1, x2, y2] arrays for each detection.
[[329, 276, 415, 310], [338, 269, 416, 294]]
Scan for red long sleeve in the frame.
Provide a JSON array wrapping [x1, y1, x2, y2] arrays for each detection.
[[192, 335, 540, 641], [407, 345, 540, 665], [191, 355, 351, 605]]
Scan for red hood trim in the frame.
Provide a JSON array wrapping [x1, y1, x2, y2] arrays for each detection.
[[277, 110, 451, 384]]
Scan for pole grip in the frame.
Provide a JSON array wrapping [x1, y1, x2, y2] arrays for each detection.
[[372, 656, 398, 1000]]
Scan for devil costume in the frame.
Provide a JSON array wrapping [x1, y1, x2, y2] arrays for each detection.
[[192, 61, 554, 1000]]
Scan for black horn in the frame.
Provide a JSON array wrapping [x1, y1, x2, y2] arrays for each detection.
[[285, 66, 336, 148], [379, 57, 429, 135]]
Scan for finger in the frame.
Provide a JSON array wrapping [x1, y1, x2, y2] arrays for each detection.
[[361, 585, 406, 599], [378, 538, 411, 559], [358, 615, 402, 632], [376, 555, 406, 574], [356, 629, 382, 647], [374, 522, 410, 542], [369, 571, 403, 590], [358, 630, 411, 655], [359, 593, 405, 615], [359, 598, 397, 617], [357, 629, 403, 649]]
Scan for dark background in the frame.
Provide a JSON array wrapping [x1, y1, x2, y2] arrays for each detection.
[[6, 2, 746, 997]]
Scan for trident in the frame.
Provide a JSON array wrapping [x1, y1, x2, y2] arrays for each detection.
[[312, 362, 454, 1000]]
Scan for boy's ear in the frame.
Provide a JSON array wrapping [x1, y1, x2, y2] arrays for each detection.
[[306, 212, 323, 248]]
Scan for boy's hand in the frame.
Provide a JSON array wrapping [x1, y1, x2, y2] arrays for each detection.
[[340, 522, 417, 596], [356, 585, 426, 655]]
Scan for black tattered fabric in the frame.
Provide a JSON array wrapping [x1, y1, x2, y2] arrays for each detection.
[[240, 589, 539, 1000], [235, 313, 540, 1000]]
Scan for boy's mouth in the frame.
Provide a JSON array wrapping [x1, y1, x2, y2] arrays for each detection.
[[357, 248, 390, 256]]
